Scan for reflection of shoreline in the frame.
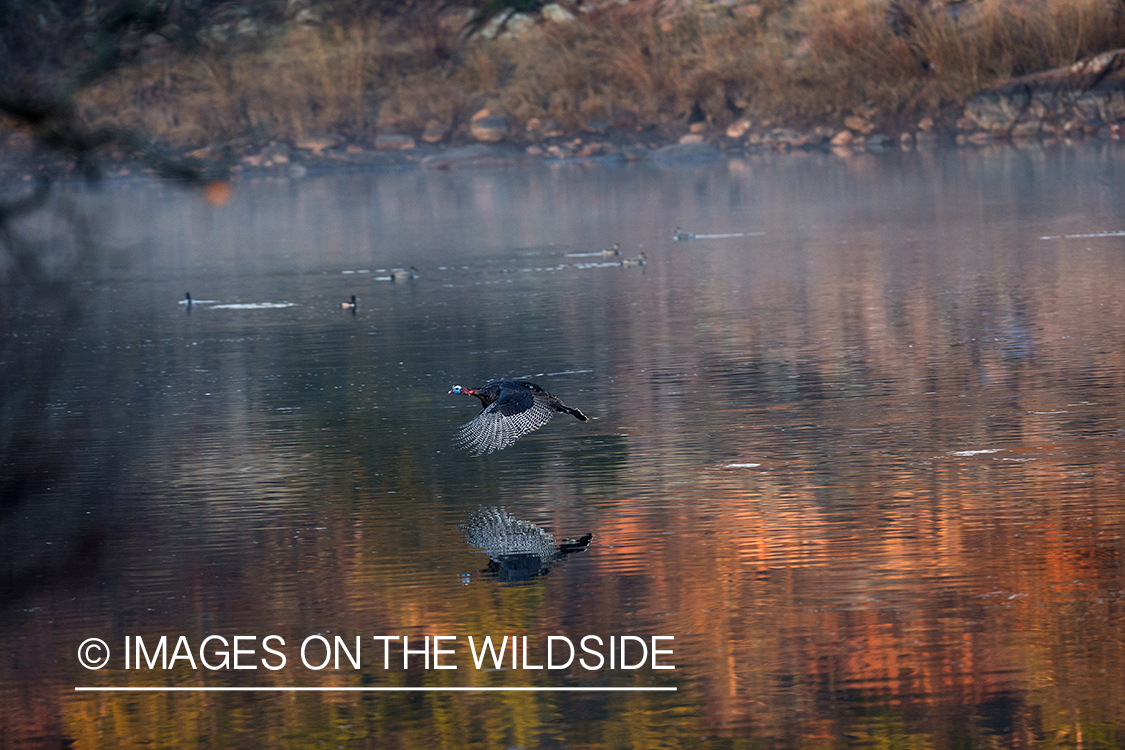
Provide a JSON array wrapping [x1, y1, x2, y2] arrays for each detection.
[[5, 130, 1123, 188]]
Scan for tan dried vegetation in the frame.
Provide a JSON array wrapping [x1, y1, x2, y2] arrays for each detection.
[[75, 0, 1125, 147]]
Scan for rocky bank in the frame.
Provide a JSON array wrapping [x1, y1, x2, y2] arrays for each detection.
[[957, 48, 1125, 145], [4, 12, 1125, 182], [167, 47, 1125, 176]]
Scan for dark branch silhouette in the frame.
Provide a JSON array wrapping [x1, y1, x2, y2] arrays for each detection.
[[0, 0, 229, 283]]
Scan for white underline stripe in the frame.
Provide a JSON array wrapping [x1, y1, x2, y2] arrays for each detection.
[[75, 686, 677, 692]]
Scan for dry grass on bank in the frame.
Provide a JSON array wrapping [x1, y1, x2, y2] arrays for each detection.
[[74, 0, 1125, 148], [79, 23, 387, 145], [749, 0, 1125, 127], [906, 0, 1125, 91]]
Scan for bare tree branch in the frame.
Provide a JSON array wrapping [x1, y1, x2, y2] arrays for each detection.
[[0, 0, 230, 283]]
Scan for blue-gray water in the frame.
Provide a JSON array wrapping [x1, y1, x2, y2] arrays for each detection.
[[3, 145, 1124, 748]]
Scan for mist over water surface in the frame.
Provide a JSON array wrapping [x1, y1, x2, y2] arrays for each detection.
[[3, 145, 1124, 747]]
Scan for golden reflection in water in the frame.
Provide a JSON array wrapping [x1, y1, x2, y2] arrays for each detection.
[[3, 148, 1125, 748], [43, 441, 1124, 748]]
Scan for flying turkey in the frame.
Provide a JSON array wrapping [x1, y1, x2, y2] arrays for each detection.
[[460, 506, 592, 583], [448, 379, 589, 454]]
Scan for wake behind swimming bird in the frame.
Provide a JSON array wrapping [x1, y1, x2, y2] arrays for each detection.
[[179, 293, 220, 306], [674, 227, 765, 240], [207, 302, 297, 310]]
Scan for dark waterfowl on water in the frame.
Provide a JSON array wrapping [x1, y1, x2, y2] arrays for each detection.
[[389, 267, 418, 281]]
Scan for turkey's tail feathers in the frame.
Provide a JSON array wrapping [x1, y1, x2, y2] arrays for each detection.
[[562, 405, 588, 422], [558, 533, 593, 555]]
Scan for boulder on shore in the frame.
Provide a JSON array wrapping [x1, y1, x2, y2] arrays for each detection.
[[962, 48, 1125, 136], [420, 144, 531, 169], [470, 110, 510, 143], [650, 142, 723, 161], [374, 133, 415, 150]]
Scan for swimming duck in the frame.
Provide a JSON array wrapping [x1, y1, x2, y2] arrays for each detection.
[[389, 267, 418, 281], [341, 294, 357, 310], [620, 252, 647, 267]]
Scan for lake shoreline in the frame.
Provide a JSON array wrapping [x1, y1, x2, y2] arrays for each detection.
[[5, 1, 1125, 192], [4, 120, 1124, 190]]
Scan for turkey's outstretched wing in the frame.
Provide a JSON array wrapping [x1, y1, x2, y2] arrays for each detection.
[[456, 387, 554, 454], [492, 384, 537, 417], [510, 380, 588, 421], [511, 380, 548, 395]]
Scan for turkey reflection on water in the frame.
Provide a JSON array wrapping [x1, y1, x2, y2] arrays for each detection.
[[4, 146, 1125, 747], [459, 506, 592, 584]]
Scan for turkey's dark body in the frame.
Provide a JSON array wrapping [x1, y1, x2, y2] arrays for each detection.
[[450, 380, 588, 454]]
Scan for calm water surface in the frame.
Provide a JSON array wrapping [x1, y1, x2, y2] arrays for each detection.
[[3, 145, 1125, 748]]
